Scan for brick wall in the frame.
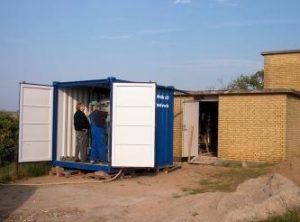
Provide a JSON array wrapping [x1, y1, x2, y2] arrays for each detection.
[[219, 94, 287, 163], [286, 95, 300, 158], [173, 96, 193, 158], [264, 53, 300, 91]]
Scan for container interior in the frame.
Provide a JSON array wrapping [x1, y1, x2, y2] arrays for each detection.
[[56, 85, 111, 163]]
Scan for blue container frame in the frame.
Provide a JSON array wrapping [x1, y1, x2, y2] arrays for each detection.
[[51, 77, 174, 172]]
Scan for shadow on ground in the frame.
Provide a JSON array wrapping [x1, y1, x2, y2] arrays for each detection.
[[0, 186, 36, 221]]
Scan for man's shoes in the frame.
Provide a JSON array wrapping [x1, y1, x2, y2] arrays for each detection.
[[90, 160, 95, 164]]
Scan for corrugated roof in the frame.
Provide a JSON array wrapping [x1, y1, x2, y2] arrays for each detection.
[[175, 89, 300, 98], [261, 49, 300, 56]]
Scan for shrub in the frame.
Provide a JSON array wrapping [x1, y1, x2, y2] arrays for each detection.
[[0, 111, 19, 165]]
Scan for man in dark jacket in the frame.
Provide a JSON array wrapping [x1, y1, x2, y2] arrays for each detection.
[[74, 102, 90, 162]]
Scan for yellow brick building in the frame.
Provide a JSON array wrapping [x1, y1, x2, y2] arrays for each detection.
[[174, 49, 300, 163], [263, 49, 300, 91]]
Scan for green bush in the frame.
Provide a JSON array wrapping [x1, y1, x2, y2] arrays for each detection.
[[0, 111, 18, 165], [0, 162, 51, 183], [0, 111, 51, 183]]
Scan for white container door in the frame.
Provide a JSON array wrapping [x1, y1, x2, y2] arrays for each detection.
[[111, 83, 156, 167], [19, 83, 53, 162], [182, 101, 199, 157]]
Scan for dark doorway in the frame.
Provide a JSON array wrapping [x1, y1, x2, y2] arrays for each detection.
[[199, 101, 218, 156]]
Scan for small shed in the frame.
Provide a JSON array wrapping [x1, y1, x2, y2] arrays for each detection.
[[173, 49, 300, 163], [18, 77, 174, 172], [174, 89, 300, 163]]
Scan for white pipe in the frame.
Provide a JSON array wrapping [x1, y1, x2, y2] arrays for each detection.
[[56, 89, 62, 159], [71, 89, 77, 157], [83, 89, 89, 114], [62, 89, 67, 158], [83, 89, 88, 108], [80, 89, 85, 105], [55, 89, 61, 160], [67, 89, 72, 157]]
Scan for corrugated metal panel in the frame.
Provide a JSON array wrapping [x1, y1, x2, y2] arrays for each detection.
[[56, 88, 64, 158], [56, 88, 90, 160], [155, 87, 174, 167]]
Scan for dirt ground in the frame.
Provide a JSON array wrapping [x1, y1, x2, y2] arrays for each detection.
[[0, 160, 300, 222]]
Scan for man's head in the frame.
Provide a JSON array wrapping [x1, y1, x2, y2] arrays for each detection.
[[76, 102, 86, 112], [89, 101, 97, 111], [95, 102, 101, 110]]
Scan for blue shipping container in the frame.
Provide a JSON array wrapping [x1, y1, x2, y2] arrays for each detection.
[[18, 77, 174, 173]]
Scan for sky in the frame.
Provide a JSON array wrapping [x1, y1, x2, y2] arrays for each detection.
[[1, 0, 300, 111]]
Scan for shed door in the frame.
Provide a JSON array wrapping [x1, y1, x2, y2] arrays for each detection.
[[111, 83, 156, 167], [19, 83, 53, 162], [182, 101, 199, 157]]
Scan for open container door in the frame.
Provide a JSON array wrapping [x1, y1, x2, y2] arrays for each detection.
[[182, 101, 199, 157], [111, 83, 156, 167], [19, 83, 53, 162]]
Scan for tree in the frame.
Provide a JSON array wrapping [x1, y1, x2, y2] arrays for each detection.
[[0, 112, 18, 165], [227, 70, 264, 90]]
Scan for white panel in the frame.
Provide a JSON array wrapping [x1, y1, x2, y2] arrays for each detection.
[[114, 126, 154, 145], [23, 88, 52, 106], [114, 86, 155, 107], [22, 107, 51, 123], [114, 107, 154, 125], [112, 145, 154, 167], [182, 102, 199, 157], [19, 84, 53, 162], [111, 83, 156, 168], [21, 142, 52, 162], [22, 125, 51, 140]]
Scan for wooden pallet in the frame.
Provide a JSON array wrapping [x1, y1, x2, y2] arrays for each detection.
[[49, 167, 81, 178], [155, 165, 182, 174], [164, 165, 181, 174], [83, 171, 111, 180], [83, 170, 123, 182]]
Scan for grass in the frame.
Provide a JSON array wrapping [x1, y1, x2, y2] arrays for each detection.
[[260, 208, 300, 222], [182, 166, 268, 195], [0, 162, 51, 183]]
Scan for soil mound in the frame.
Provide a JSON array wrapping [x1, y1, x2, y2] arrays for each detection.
[[274, 157, 300, 186]]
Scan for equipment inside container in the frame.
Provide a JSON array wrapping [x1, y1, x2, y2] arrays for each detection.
[[56, 85, 111, 164]]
